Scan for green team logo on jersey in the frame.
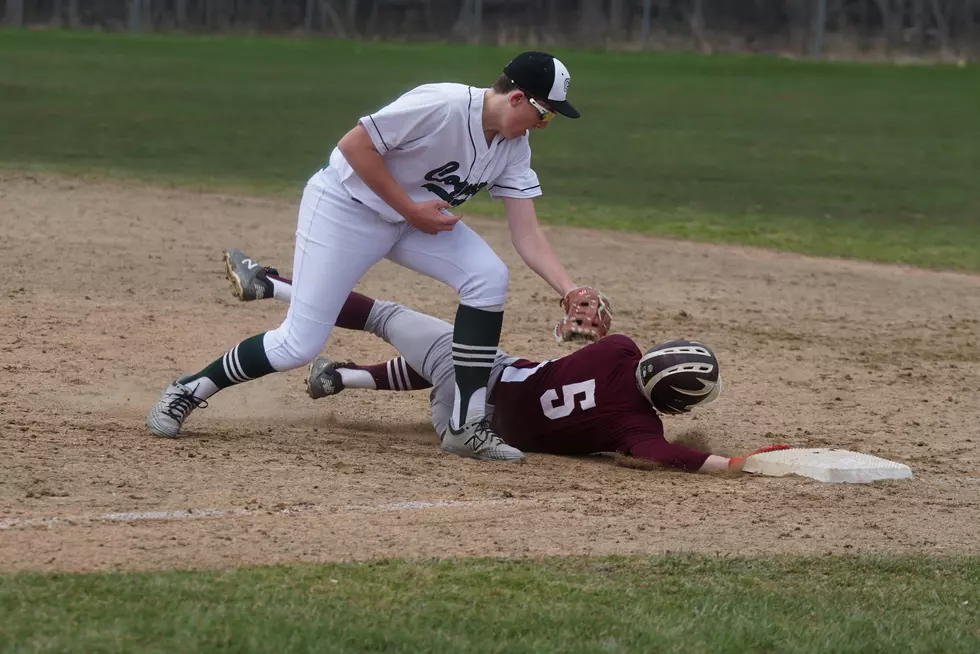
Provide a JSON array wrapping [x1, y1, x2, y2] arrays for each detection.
[[423, 162, 487, 207]]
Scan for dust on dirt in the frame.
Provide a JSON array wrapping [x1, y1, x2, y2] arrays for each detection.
[[1, 172, 978, 572]]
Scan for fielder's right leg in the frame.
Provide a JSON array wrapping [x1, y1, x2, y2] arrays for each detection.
[[385, 224, 508, 446], [332, 297, 523, 461]]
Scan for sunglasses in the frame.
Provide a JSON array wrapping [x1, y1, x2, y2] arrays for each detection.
[[526, 96, 556, 123]]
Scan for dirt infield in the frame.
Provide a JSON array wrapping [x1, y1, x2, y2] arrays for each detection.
[[1, 172, 978, 572]]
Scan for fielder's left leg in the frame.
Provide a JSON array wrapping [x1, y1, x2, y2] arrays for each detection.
[[224, 251, 522, 461], [146, 174, 403, 439]]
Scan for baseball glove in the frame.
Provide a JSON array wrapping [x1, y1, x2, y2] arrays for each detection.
[[554, 286, 613, 343]]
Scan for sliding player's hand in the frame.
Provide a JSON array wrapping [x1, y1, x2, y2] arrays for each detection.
[[728, 443, 791, 471]]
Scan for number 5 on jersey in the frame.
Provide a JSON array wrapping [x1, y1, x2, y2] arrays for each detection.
[[540, 380, 596, 420]]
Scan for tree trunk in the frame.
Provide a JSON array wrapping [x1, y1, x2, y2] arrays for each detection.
[[451, 0, 475, 39], [349, 0, 375, 36], [447, 0, 481, 41], [175, 0, 188, 27], [966, 0, 978, 57], [68, 0, 80, 27], [223, 0, 234, 30], [127, 0, 142, 31], [930, 0, 951, 52], [812, 0, 827, 58], [342, 0, 362, 37], [305, 0, 315, 31], [51, 0, 64, 26], [912, 0, 926, 53], [640, 0, 653, 44], [579, 0, 605, 46], [271, 0, 283, 30], [346, 0, 358, 31], [872, 0, 893, 54], [546, 0, 560, 44], [689, 0, 712, 53], [608, 0, 626, 40], [318, 0, 347, 35], [248, 0, 261, 31], [3, 0, 25, 26], [787, 0, 808, 55], [208, 0, 224, 30]]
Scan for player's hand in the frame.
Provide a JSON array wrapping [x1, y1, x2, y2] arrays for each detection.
[[728, 443, 791, 471], [404, 200, 461, 235]]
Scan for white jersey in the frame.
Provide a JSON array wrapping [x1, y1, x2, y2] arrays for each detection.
[[323, 83, 542, 224]]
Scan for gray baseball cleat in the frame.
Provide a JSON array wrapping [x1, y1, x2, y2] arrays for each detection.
[[441, 418, 525, 462], [146, 380, 208, 438], [224, 248, 278, 301], [306, 356, 347, 399]]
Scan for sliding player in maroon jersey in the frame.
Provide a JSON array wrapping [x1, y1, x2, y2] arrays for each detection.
[[223, 248, 788, 469]]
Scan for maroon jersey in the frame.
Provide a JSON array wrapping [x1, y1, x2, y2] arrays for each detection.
[[490, 334, 664, 456]]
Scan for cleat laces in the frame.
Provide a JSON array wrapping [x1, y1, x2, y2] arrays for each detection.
[[164, 390, 208, 422], [464, 418, 495, 451]]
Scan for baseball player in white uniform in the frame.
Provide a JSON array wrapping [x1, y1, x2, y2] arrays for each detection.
[[147, 51, 597, 462]]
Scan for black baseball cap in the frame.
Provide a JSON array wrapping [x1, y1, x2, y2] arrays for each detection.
[[503, 51, 580, 119]]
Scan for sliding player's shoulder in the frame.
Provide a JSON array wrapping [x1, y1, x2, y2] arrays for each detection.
[[596, 333, 640, 355]]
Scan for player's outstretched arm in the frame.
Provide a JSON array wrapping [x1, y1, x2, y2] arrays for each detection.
[[629, 439, 790, 473], [503, 197, 576, 297], [503, 198, 613, 343]]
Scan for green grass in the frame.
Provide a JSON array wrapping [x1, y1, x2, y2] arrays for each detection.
[[1, 556, 978, 653], [2, 29, 979, 270]]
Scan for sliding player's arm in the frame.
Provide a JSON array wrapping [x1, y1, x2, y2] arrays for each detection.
[[628, 438, 789, 473]]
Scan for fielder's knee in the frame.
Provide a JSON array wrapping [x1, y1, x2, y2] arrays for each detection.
[[458, 255, 509, 308], [263, 324, 330, 371]]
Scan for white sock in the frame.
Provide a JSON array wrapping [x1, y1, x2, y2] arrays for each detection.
[[337, 368, 376, 389], [270, 277, 292, 303], [182, 376, 219, 400]]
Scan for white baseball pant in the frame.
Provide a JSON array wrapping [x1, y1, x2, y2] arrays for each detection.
[[262, 168, 508, 372]]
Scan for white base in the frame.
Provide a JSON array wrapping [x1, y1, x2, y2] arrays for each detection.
[[741, 448, 913, 484]]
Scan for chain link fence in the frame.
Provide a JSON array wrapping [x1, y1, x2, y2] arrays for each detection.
[[3, 1, 978, 60]]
